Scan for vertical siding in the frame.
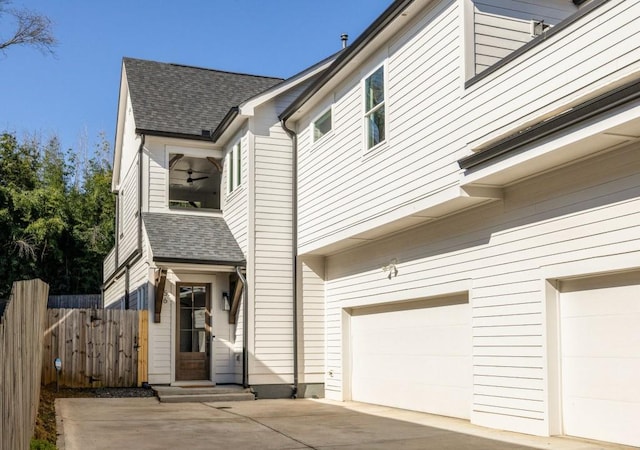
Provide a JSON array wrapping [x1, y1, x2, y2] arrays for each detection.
[[323, 144, 640, 434], [473, 0, 578, 74]]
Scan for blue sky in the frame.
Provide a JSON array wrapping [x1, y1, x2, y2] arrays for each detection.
[[1, 0, 391, 159]]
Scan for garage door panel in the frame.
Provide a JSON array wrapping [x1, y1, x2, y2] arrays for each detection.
[[563, 397, 639, 447], [561, 315, 640, 357], [350, 299, 471, 419], [561, 357, 640, 401], [559, 272, 640, 447]]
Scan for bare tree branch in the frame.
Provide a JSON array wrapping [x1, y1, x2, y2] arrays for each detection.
[[0, 1, 56, 54]]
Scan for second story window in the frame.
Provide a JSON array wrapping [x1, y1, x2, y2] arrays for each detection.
[[227, 142, 242, 194], [168, 154, 221, 210], [312, 108, 332, 143], [364, 65, 385, 150]]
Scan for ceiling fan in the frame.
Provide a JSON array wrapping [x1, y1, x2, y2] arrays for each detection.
[[187, 169, 208, 183]]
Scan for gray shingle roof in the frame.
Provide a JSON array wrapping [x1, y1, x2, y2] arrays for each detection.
[[124, 57, 283, 139], [143, 213, 245, 265]]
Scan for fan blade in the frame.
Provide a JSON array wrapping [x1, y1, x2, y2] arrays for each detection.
[[189, 176, 209, 182]]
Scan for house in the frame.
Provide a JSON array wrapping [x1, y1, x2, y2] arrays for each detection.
[[279, 0, 640, 447], [102, 55, 333, 397], [104, 0, 640, 446]]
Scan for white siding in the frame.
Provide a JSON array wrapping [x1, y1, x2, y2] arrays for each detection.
[[323, 144, 640, 435], [118, 154, 140, 263], [223, 130, 249, 254], [473, 0, 578, 74], [250, 104, 295, 384], [146, 141, 167, 212], [299, 256, 325, 383], [296, 0, 640, 255]]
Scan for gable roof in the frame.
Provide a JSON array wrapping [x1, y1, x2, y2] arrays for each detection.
[[280, 0, 415, 123], [143, 213, 245, 265], [123, 57, 283, 140]]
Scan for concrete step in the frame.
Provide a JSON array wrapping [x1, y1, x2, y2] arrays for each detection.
[[153, 385, 255, 403], [159, 393, 256, 403]]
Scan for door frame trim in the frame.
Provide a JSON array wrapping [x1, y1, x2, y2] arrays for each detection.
[[175, 282, 212, 381]]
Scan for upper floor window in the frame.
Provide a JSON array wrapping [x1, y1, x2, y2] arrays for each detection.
[[364, 65, 386, 150], [227, 142, 242, 194], [168, 154, 221, 210], [312, 108, 332, 143]]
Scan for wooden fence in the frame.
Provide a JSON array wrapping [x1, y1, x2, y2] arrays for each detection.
[[42, 309, 148, 388], [0, 279, 50, 450]]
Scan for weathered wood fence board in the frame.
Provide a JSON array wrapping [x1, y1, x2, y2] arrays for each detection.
[[42, 309, 148, 388], [0, 279, 49, 450]]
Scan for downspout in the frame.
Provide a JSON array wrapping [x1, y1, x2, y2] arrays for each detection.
[[137, 134, 145, 254], [235, 266, 249, 388], [280, 118, 298, 399]]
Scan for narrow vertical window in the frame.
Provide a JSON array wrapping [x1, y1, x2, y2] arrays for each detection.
[[228, 142, 241, 194], [312, 108, 332, 143], [227, 150, 233, 193], [364, 65, 385, 150], [235, 142, 241, 187]]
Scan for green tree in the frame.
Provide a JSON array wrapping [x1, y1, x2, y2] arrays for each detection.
[[0, 132, 114, 298]]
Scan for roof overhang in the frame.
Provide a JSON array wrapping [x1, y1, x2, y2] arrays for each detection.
[[211, 52, 339, 145], [280, 0, 432, 124], [460, 76, 640, 187]]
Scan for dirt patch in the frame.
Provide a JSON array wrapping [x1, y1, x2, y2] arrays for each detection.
[[34, 384, 155, 447]]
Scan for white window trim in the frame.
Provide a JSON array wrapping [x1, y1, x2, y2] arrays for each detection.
[[311, 106, 334, 145], [227, 141, 242, 194], [362, 62, 388, 154]]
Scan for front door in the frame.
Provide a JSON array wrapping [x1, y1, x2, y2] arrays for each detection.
[[176, 283, 211, 381]]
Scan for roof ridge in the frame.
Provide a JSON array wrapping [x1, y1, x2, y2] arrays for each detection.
[[123, 56, 283, 81]]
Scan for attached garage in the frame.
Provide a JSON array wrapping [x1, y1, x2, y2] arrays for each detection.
[[348, 294, 471, 419], [559, 271, 640, 447]]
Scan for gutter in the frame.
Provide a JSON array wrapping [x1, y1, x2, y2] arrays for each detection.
[[210, 107, 239, 142], [280, 118, 299, 399], [459, 77, 640, 171], [235, 266, 249, 388]]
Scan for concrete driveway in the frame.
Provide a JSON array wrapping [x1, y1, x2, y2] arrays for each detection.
[[56, 398, 630, 450]]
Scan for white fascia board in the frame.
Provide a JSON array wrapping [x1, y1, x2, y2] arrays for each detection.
[[240, 56, 337, 116], [111, 63, 129, 192], [285, 0, 435, 123], [461, 98, 640, 187]]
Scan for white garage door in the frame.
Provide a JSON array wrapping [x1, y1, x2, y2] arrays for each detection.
[[560, 271, 640, 447], [350, 294, 471, 419]]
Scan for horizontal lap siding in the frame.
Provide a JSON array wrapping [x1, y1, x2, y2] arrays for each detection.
[[473, 0, 577, 74], [324, 146, 640, 433], [298, 0, 461, 250], [464, 0, 640, 146], [119, 156, 140, 262], [300, 257, 325, 382], [224, 133, 249, 254], [147, 143, 166, 212], [252, 120, 294, 381], [296, 0, 640, 254]]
